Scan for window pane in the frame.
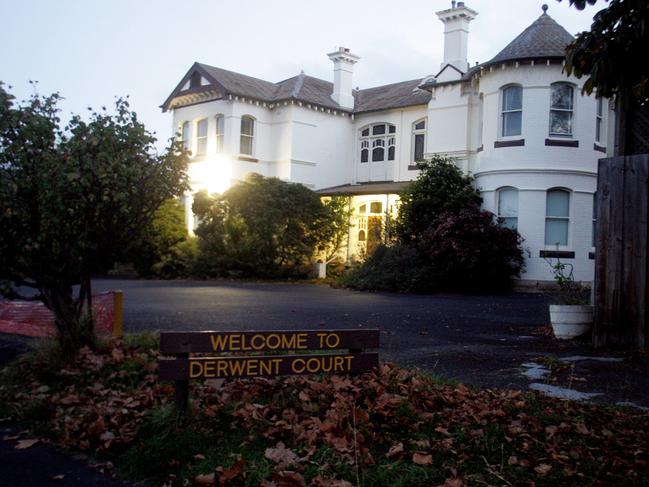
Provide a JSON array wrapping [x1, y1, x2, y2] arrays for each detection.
[[597, 98, 603, 117], [372, 124, 386, 135], [414, 133, 425, 161], [502, 217, 518, 230], [196, 138, 207, 155], [549, 111, 572, 135], [370, 202, 382, 213], [372, 147, 384, 161], [503, 111, 522, 136], [361, 149, 368, 163], [216, 135, 224, 153], [596, 117, 602, 142], [551, 84, 573, 109], [241, 116, 254, 136], [415, 120, 425, 130], [388, 146, 395, 161], [498, 188, 518, 218], [358, 230, 366, 241], [359, 204, 366, 214], [182, 122, 190, 149], [546, 190, 569, 217], [503, 86, 522, 111], [361, 128, 369, 136], [545, 219, 569, 245], [240, 135, 253, 155], [388, 125, 396, 134], [197, 119, 208, 137], [373, 139, 384, 147], [215, 115, 224, 134]]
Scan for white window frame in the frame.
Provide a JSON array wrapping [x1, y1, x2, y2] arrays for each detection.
[[545, 188, 571, 248], [549, 82, 575, 138], [180, 121, 191, 152], [195, 118, 208, 156], [412, 118, 426, 162], [240, 115, 255, 156], [595, 98, 604, 144], [215, 114, 225, 154], [359, 123, 396, 163], [500, 85, 523, 138]]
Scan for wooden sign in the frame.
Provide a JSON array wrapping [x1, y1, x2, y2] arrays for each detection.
[[159, 329, 380, 409], [159, 352, 378, 380], [160, 329, 379, 354]]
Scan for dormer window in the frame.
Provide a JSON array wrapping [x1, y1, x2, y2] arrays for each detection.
[[190, 71, 201, 89], [549, 83, 574, 137], [359, 123, 396, 163], [196, 119, 208, 156], [501, 85, 522, 137]]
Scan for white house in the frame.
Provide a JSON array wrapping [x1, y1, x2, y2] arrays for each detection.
[[161, 2, 611, 285]]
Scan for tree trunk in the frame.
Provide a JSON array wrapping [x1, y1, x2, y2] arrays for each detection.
[[43, 282, 95, 356]]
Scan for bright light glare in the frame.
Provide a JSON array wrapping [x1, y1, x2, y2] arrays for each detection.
[[188, 155, 232, 195]]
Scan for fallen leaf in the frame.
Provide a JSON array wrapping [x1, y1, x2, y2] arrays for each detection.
[[51, 475, 65, 481], [15, 439, 39, 450], [272, 471, 306, 487], [194, 473, 214, 486], [220, 458, 245, 484], [534, 463, 552, 476], [412, 452, 433, 465], [386, 442, 404, 458], [265, 442, 300, 467], [194, 453, 206, 460]]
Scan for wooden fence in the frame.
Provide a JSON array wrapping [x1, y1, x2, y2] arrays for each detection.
[[594, 155, 649, 349]]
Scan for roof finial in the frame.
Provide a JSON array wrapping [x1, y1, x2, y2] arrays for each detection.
[[542, 4, 548, 14]]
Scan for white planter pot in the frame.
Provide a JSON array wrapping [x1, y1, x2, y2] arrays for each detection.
[[549, 304, 593, 339]]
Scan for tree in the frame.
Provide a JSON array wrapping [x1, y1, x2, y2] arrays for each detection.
[[561, 0, 648, 103], [128, 199, 189, 277], [396, 155, 482, 242], [0, 83, 188, 354], [193, 174, 341, 277], [318, 196, 353, 264]]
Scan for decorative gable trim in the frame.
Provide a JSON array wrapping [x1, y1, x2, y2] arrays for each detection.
[[161, 62, 229, 112]]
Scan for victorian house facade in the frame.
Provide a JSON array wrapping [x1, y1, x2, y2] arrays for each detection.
[[161, 2, 612, 284]]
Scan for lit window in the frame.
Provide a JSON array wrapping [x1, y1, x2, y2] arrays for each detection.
[[196, 119, 208, 156], [359, 123, 396, 163], [240, 116, 254, 155], [215, 115, 224, 153], [595, 98, 604, 144], [370, 202, 382, 214], [501, 86, 522, 137], [412, 119, 426, 162], [497, 187, 518, 229], [358, 230, 366, 241], [545, 189, 570, 246], [359, 204, 366, 214], [549, 83, 574, 137]]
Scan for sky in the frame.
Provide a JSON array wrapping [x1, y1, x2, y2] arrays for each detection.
[[0, 0, 606, 151]]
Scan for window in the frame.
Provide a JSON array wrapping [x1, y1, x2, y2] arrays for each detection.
[[189, 71, 201, 89], [358, 230, 366, 242], [595, 98, 604, 144], [370, 202, 382, 214], [215, 114, 224, 153], [240, 116, 254, 155], [196, 119, 208, 156], [592, 191, 598, 247], [359, 204, 366, 214], [497, 187, 518, 229], [359, 123, 396, 163], [501, 86, 522, 137], [413, 119, 426, 162], [545, 189, 570, 246], [181, 121, 190, 151], [549, 83, 574, 137]]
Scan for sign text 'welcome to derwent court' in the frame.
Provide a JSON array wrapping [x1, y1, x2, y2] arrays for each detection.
[[158, 329, 380, 380]]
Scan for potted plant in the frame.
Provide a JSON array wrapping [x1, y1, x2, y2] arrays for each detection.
[[546, 259, 593, 339]]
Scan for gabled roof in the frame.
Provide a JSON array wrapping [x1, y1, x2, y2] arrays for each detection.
[[162, 63, 430, 114], [484, 9, 574, 67]]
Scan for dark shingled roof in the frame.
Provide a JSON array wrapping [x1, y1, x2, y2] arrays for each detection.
[[164, 62, 430, 113], [317, 181, 412, 196], [485, 11, 574, 67]]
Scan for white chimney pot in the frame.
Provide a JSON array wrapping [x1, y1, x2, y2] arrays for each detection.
[[436, 2, 478, 74], [327, 47, 359, 110]]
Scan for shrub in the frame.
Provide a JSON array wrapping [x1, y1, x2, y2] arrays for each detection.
[[396, 155, 482, 243], [340, 244, 435, 293], [419, 206, 525, 291]]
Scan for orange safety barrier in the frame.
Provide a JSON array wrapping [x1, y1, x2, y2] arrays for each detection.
[[0, 291, 122, 338]]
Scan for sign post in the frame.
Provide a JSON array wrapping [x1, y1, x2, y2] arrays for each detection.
[[159, 329, 380, 410]]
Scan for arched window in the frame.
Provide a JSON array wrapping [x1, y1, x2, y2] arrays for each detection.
[[501, 85, 522, 137], [181, 121, 191, 151], [545, 189, 570, 246], [497, 187, 518, 229], [359, 123, 396, 163], [358, 230, 366, 242], [240, 115, 255, 155], [215, 114, 224, 153], [549, 83, 574, 137], [196, 118, 208, 156], [412, 119, 426, 162]]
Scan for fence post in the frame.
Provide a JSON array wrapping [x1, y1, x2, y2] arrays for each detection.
[[113, 290, 123, 337]]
